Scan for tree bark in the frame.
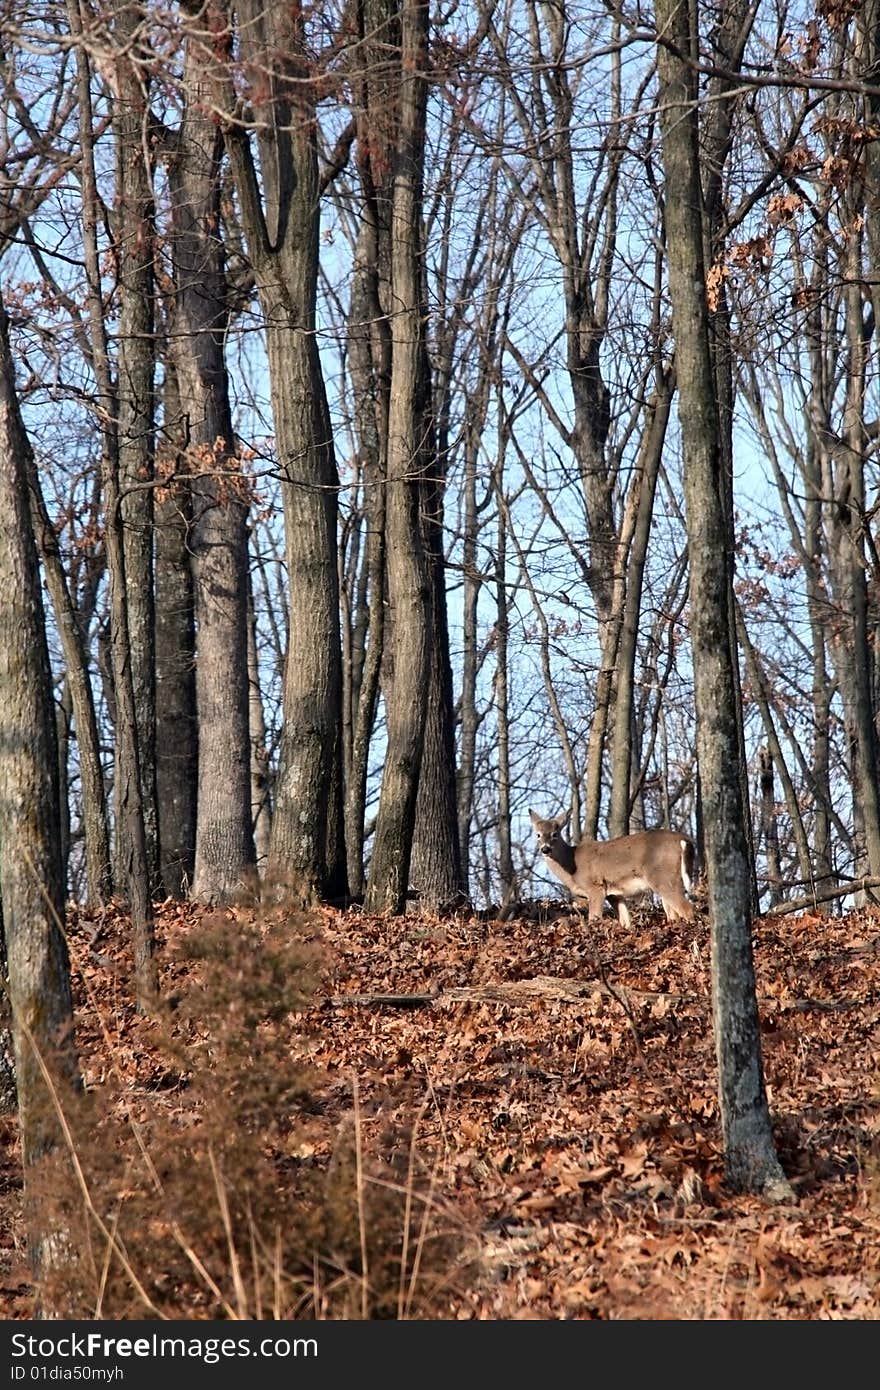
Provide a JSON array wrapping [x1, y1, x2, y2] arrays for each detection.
[[701, 0, 759, 912], [112, 0, 160, 895], [215, 0, 347, 904], [246, 560, 272, 874], [155, 370, 198, 899], [69, 0, 156, 1008], [410, 348, 464, 911], [364, 0, 433, 914], [170, 26, 256, 903], [0, 298, 82, 1298], [26, 462, 112, 905], [342, 209, 389, 901], [655, 0, 792, 1200]]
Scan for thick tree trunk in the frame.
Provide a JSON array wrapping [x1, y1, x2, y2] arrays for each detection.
[[364, 0, 432, 914], [839, 223, 880, 882], [410, 500, 464, 911], [410, 355, 463, 910], [170, 40, 255, 903], [217, 0, 347, 905], [840, 2, 880, 890], [701, 0, 759, 913], [262, 316, 347, 903], [0, 299, 82, 1298], [656, 0, 791, 1200]]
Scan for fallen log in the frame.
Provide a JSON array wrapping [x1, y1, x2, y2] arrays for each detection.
[[328, 975, 694, 1009]]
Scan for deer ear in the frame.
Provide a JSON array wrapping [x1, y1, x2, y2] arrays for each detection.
[[528, 808, 539, 826], [554, 812, 570, 831]]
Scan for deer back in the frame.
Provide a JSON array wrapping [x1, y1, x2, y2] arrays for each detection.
[[572, 829, 694, 899]]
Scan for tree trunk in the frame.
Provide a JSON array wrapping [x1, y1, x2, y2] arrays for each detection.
[[216, 0, 347, 905], [457, 418, 482, 899], [655, 0, 791, 1200], [343, 214, 389, 901], [758, 747, 783, 908], [0, 917, 16, 1116], [364, 0, 433, 914], [0, 298, 82, 1299], [839, 218, 880, 882], [495, 496, 514, 908], [410, 358, 463, 911], [112, 0, 160, 895], [735, 604, 813, 899], [410, 511, 464, 912], [170, 33, 256, 903], [246, 562, 272, 874], [27, 463, 112, 904], [70, 0, 156, 1009], [55, 693, 71, 893], [607, 379, 673, 836], [701, 0, 759, 913], [155, 370, 198, 899]]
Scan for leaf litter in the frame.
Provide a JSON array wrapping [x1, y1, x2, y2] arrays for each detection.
[[0, 895, 878, 1319]]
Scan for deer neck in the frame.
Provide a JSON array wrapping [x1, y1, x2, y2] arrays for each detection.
[[548, 838, 577, 886]]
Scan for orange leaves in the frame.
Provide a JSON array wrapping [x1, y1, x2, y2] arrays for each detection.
[[707, 238, 773, 313], [706, 259, 729, 314], [817, 0, 863, 31], [767, 193, 804, 226]]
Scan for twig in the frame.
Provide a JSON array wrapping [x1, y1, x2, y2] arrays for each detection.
[[579, 915, 645, 1063]]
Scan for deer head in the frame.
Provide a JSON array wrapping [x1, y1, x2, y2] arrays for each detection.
[[529, 808, 696, 927]]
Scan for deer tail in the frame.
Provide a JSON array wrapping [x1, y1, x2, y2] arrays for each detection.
[[680, 839, 696, 894]]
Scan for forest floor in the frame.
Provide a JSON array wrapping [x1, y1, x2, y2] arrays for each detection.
[[1, 890, 879, 1321]]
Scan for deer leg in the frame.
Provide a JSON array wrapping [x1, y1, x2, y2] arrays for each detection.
[[661, 895, 695, 922], [579, 891, 602, 922], [607, 894, 631, 929]]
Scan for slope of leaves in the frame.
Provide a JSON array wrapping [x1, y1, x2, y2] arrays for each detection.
[[0, 895, 878, 1319]]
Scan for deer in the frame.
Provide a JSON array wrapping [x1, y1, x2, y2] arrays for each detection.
[[529, 808, 696, 928]]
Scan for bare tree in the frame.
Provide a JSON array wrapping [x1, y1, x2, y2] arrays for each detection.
[[472, 1, 692, 846], [0, 7, 111, 907], [26, 462, 112, 905], [656, 0, 791, 1199], [69, 0, 156, 1008], [364, 0, 433, 913], [0, 297, 81, 1300], [154, 366, 198, 898], [112, 0, 160, 893], [167, 13, 256, 902], [208, 0, 347, 904]]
